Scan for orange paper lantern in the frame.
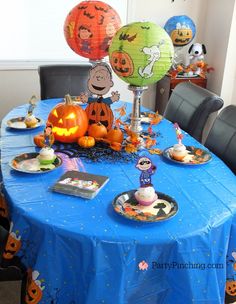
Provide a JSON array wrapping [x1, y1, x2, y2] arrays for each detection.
[[64, 0, 121, 60]]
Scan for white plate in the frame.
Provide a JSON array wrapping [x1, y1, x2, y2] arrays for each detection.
[[7, 117, 43, 130]]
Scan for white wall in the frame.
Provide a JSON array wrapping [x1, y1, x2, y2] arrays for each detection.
[[0, 0, 236, 120]]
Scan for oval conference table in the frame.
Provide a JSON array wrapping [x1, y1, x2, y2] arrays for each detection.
[[1, 99, 236, 304]]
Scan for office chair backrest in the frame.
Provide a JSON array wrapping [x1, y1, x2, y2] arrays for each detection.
[[205, 105, 236, 174], [164, 82, 224, 142], [38, 64, 92, 100]]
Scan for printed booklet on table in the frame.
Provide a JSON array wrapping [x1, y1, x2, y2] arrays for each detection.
[[51, 170, 109, 199]]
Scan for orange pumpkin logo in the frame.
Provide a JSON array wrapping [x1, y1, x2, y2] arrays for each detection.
[[0, 193, 9, 218], [25, 270, 45, 304], [226, 280, 236, 296], [171, 28, 192, 46], [3, 222, 21, 260], [111, 50, 134, 77]]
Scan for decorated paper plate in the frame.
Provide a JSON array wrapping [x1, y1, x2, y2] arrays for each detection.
[[163, 146, 212, 165], [9, 152, 62, 173], [176, 74, 199, 78], [128, 112, 162, 124], [6, 117, 43, 130], [70, 96, 86, 106], [113, 190, 178, 222]]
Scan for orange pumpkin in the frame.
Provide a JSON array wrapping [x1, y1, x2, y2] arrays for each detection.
[[78, 136, 95, 148], [3, 233, 22, 259], [88, 122, 108, 139], [226, 280, 236, 296], [85, 102, 114, 130], [110, 50, 134, 77], [25, 270, 44, 304], [47, 95, 88, 143], [170, 28, 193, 46], [106, 127, 124, 143]]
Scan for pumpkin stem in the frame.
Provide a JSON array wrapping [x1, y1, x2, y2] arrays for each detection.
[[65, 94, 73, 105]]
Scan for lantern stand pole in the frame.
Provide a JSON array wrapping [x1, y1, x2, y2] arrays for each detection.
[[127, 85, 148, 148]]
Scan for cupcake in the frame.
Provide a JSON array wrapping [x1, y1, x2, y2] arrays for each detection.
[[24, 114, 38, 128], [38, 147, 56, 165], [134, 186, 158, 206], [171, 144, 188, 161]]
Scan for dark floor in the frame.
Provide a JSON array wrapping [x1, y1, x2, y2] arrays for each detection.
[[0, 281, 21, 304]]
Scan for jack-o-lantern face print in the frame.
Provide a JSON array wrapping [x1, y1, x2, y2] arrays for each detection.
[[171, 28, 192, 46], [226, 280, 236, 296], [111, 51, 134, 77], [25, 270, 44, 304], [85, 101, 114, 130], [0, 195, 8, 218], [3, 232, 22, 259]]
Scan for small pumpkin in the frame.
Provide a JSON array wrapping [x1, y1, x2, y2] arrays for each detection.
[[47, 95, 88, 143], [106, 127, 124, 143], [88, 122, 108, 139], [78, 136, 95, 148], [85, 101, 114, 130]]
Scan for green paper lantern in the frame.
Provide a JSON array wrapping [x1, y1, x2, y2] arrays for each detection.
[[109, 21, 174, 86]]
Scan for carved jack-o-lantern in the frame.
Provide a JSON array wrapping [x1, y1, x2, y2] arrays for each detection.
[[226, 280, 236, 296], [85, 101, 114, 130], [64, 1, 121, 60], [3, 232, 22, 259], [110, 51, 134, 77], [25, 270, 44, 304], [171, 28, 193, 46], [47, 95, 88, 143]]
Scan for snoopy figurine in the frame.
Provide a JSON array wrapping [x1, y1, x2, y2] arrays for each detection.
[[188, 43, 207, 64], [188, 43, 207, 75]]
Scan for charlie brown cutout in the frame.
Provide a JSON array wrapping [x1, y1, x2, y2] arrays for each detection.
[[80, 63, 120, 129]]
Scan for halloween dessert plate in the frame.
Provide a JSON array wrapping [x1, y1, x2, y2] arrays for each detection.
[[6, 117, 43, 130], [10, 153, 62, 174], [128, 112, 162, 124], [113, 190, 178, 222], [70, 96, 86, 106], [163, 146, 212, 165]]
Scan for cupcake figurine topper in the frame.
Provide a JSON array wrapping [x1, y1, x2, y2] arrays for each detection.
[[135, 156, 156, 188], [135, 156, 157, 206], [43, 123, 54, 148], [27, 95, 37, 115], [174, 123, 184, 144]]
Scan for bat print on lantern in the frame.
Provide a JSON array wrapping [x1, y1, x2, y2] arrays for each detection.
[[80, 63, 120, 130]]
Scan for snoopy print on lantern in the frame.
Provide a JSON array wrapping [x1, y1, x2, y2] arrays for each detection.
[[109, 21, 174, 86]]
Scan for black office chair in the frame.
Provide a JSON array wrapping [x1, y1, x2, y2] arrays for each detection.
[[205, 105, 236, 174], [38, 64, 92, 100], [163, 82, 224, 143]]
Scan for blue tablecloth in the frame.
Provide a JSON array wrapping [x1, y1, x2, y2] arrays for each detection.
[[1, 99, 236, 304]]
